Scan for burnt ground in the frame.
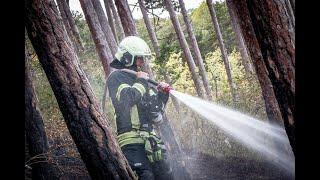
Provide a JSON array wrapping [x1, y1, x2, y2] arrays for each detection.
[[184, 152, 294, 180], [26, 140, 294, 180]]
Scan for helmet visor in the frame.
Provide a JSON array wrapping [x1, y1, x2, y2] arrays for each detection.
[[135, 55, 151, 63]]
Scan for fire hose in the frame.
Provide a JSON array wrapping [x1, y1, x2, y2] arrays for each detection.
[[120, 69, 173, 93]]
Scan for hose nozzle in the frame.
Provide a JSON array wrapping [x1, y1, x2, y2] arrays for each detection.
[[120, 69, 173, 93], [160, 85, 173, 93]]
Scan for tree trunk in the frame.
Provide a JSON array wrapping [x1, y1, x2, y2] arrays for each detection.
[[91, 0, 118, 55], [25, 0, 136, 179], [164, 0, 205, 98], [62, 0, 85, 52], [289, 0, 295, 12], [114, 0, 138, 36], [109, 0, 125, 41], [25, 50, 58, 180], [103, 0, 118, 43], [56, 0, 80, 53], [138, 0, 161, 58], [207, 0, 237, 104], [226, 0, 255, 77], [79, 0, 114, 77], [229, 0, 295, 155], [138, 0, 161, 80], [214, 76, 218, 100], [284, 0, 295, 45], [178, 0, 213, 100]]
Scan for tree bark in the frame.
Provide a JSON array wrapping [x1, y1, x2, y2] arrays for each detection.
[[114, 0, 138, 36], [103, 0, 118, 43], [284, 0, 295, 44], [207, 0, 237, 104], [226, 0, 255, 77], [91, 0, 118, 55], [25, 0, 136, 179], [109, 0, 125, 41], [56, 0, 80, 53], [229, 0, 295, 155], [164, 0, 205, 98], [289, 0, 295, 12], [25, 50, 58, 180], [62, 0, 85, 52], [178, 0, 213, 100], [79, 0, 114, 77]]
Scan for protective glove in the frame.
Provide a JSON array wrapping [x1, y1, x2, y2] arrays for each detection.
[[157, 82, 172, 94]]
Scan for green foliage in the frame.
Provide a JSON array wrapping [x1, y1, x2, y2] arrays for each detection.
[[189, 1, 216, 56], [190, 1, 236, 56]]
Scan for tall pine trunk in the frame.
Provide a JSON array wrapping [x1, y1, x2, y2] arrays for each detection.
[[226, 0, 254, 77], [25, 0, 136, 179], [284, 0, 295, 44], [114, 0, 138, 36], [289, 0, 295, 12], [79, 0, 114, 77], [138, 0, 160, 58], [164, 0, 205, 98], [25, 50, 58, 180], [91, 0, 118, 55], [108, 0, 125, 41], [103, 0, 118, 43], [229, 0, 295, 155], [137, 0, 160, 80], [61, 0, 84, 52], [56, 0, 80, 53], [178, 0, 213, 100], [207, 0, 237, 104]]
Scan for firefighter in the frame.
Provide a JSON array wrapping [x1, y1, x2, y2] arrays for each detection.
[[107, 36, 173, 180]]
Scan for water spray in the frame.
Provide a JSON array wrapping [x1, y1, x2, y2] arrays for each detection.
[[170, 90, 295, 176], [120, 69, 294, 177]]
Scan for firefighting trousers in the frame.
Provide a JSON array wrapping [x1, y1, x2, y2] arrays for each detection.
[[122, 144, 174, 180]]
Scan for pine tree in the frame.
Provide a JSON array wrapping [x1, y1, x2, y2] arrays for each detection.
[[25, 0, 136, 178], [207, 0, 237, 104], [178, 0, 213, 100], [164, 0, 205, 98], [79, 0, 114, 77]]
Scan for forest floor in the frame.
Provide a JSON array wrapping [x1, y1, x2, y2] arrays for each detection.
[[184, 151, 294, 180], [26, 141, 294, 180]]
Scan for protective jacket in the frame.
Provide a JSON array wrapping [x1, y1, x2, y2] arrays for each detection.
[[107, 70, 173, 180], [107, 70, 168, 146]]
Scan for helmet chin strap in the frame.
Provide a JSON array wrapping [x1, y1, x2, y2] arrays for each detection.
[[126, 58, 138, 71], [128, 64, 138, 72]]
